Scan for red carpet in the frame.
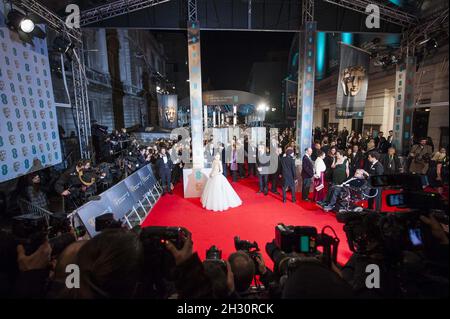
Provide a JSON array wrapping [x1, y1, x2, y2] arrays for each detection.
[[142, 177, 356, 268]]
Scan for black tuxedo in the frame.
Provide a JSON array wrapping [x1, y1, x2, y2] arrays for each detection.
[[281, 155, 297, 202], [301, 155, 314, 200], [368, 160, 384, 212], [156, 154, 173, 193]]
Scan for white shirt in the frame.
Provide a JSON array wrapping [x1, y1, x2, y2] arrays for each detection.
[[162, 155, 168, 164], [314, 157, 326, 178]]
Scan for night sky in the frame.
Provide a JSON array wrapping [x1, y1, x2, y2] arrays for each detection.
[[201, 31, 294, 91]]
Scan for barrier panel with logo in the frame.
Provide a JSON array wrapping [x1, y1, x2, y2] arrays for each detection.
[[75, 164, 158, 237]]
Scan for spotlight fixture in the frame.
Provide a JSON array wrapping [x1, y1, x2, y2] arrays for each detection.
[[19, 17, 34, 33], [6, 9, 45, 45]]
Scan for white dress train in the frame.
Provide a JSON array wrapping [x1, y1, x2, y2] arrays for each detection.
[[201, 159, 242, 212]]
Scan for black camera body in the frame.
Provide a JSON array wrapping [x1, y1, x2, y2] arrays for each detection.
[[12, 213, 76, 256], [338, 174, 448, 256], [275, 224, 318, 254], [234, 236, 262, 275], [139, 226, 186, 251], [95, 213, 123, 232], [205, 245, 227, 273]]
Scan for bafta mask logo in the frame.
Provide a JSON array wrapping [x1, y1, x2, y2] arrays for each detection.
[[0, 150, 6, 161], [9, 135, 16, 146], [165, 106, 177, 123], [341, 66, 366, 97], [3, 107, 11, 118], [13, 161, 20, 172]]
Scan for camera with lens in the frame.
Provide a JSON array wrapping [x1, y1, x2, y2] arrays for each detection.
[[234, 236, 262, 275], [267, 224, 339, 276], [138, 226, 187, 251], [95, 213, 123, 232], [337, 174, 448, 256], [204, 245, 227, 273], [12, 213, 76, 256]]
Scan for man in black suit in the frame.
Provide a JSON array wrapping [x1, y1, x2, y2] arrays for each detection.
[[377, 131, 389, 153], [301, 147, 314, 201], [256, 145, 269, 195], [281, 148, 297, 203], [381, 147, 402, 175], [386, 130, 394, 149], [365, 151, 384, 212], [270, 147, 282, 195], [349, 144, 364, 176], [156, 147, 173, 195]]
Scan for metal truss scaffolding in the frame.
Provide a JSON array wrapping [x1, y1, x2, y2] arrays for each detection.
[[302, 0, 314, 24], [402, 8, 449, 53], [80, 0, 171, 26], [324, 0, 418, 27], [188, 0, 198, 22], [12, 0, 91, 159]]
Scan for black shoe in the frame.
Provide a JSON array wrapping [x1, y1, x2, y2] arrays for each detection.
[[272, 191, 280, 195], [168, 190, 173, 195], [292, 200, 296, 204], [264, 192, 268, 196], [282, 199, 286, 203], [303, 198, 310, 202], [162, 192, 167, 196], [257, 191, 262, 194]]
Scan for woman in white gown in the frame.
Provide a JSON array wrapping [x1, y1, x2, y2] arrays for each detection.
[[201, 154, 242, 212]]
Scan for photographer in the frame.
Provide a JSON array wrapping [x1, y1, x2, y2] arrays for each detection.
[[228, 251, 274, 298]]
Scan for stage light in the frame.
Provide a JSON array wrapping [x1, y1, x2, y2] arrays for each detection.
[[156, 86, 161, 91], [19, 18, 34, 33], [7, 9, 46, 45], [257, 103, 266, 111]]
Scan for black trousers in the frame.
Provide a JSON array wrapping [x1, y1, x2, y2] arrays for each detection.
[[282, 182, 296, 202], [302, 177, 312, 200], [258, 174, 268, 193], [160, 169, 171, 192], [270, 174, 279, 192], [231, 170, 238, 182], [248, 163, 256, 176], [368, 187, 382, 212]]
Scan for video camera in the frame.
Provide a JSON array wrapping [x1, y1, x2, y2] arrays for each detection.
[[266, 224, 339, 278], [12, 213, 80, 256], [337, 174, 448, 256]]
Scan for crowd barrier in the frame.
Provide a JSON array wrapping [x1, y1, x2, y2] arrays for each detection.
[[74, 164, 162, 237]]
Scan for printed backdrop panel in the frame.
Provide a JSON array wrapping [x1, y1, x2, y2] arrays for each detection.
[[0, 10, 62, 183]]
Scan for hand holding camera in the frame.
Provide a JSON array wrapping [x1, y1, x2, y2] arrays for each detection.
[[165, 228, 193, 266]]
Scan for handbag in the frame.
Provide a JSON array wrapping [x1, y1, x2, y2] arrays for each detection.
[[315, 183, 324, 192]]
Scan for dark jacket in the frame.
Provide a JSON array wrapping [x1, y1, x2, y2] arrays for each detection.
[[381, 154, 402, 175], [368, 160, 384, 176], [281, 155, 297, 186], [301, 155, 314, 179], [155, 154, 173, 174]]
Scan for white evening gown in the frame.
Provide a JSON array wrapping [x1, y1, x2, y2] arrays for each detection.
[[201, 159, 242, 212]]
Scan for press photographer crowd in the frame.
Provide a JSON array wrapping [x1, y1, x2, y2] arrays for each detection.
[[0, 124, 448, 299]]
